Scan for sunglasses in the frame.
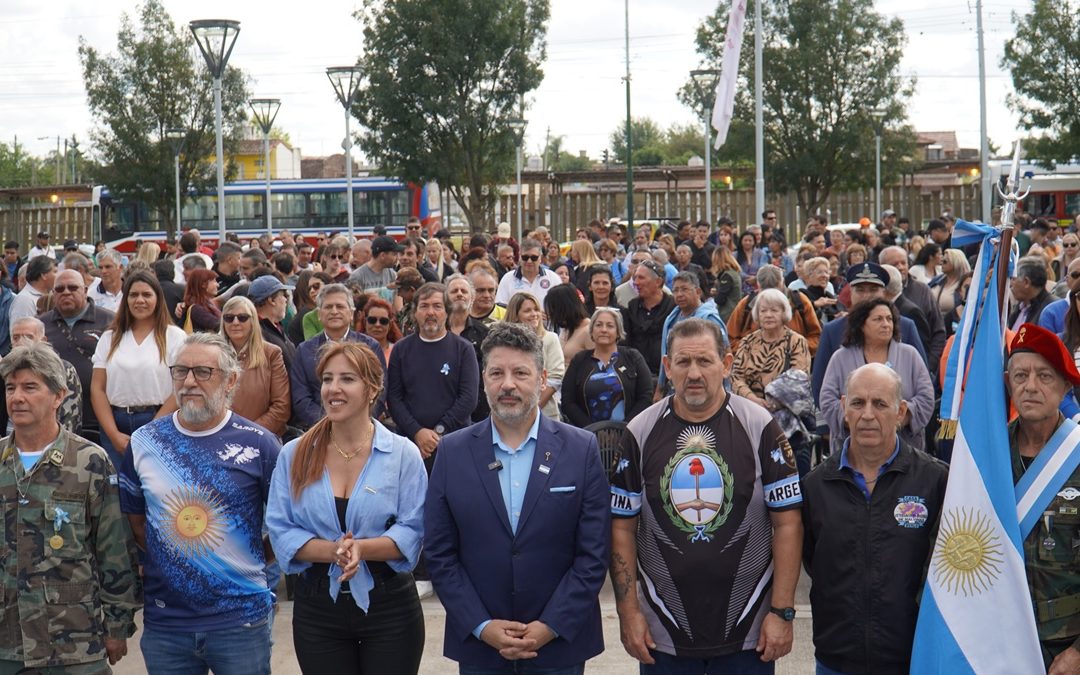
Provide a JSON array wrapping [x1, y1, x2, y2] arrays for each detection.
[[1066, 243, 1079, 248], [223, 314, 252, 323], [328, 254, 344, 261], [52, 284, 83, 294], [366, 315, 390, 325], [520, 254, 540, 262]]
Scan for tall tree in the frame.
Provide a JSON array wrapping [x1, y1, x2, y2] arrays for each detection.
[[78, 0, 249, 238], [353, 0, 549, 232], [1002, 0, 1080, 164], [688, 0, 917, 213], [543, 135, 591, 171], [0, 142, 45, 188], [609, 117, 664, 164]]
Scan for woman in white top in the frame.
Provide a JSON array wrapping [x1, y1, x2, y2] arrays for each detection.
[[505, 292, 565, 420], [91, 269, 187, 469]]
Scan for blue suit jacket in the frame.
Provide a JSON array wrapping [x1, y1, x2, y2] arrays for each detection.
[[811, 314, 927, 405], [289, 330, 386, 428], [424, 414, 610, 668]]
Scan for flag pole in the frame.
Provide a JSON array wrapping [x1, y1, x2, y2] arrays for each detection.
[[995, 140, 1029, 317]]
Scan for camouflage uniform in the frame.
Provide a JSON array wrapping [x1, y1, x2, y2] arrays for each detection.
[[58, 361, 82, 435], [1010, 417, 1080, 664], [0, 429, 139, 670]]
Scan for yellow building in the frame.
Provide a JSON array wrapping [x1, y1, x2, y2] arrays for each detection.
[[233, 132, 302, 180]]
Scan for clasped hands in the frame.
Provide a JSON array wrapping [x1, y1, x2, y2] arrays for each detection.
[[333, 531, 364, 583], [480, 620, 555, 661]]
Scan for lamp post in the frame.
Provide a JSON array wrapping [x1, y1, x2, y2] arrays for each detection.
[[327, 66, 362, 240], [508, 118, 526, 241], [870, 108, 886, 222], [249, 98, 281, 235], [190, 19, 241, 244], [165, 128, 186, 233], [690, 69, 720, 226]]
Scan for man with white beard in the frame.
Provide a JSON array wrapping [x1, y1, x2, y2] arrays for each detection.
[[119, 333, 281, 674]]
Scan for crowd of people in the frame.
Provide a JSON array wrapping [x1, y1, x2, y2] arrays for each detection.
[[2, 206, 1080, 674]]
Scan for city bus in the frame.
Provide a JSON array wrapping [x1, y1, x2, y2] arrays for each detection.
[[91, 177, 441, 252], [989, 160, 1080, 225]]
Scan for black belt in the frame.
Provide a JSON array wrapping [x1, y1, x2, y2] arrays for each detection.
[[112, 404, 159, 414]]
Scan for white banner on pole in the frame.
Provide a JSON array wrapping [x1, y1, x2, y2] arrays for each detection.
[[711, 0, 748, 150]]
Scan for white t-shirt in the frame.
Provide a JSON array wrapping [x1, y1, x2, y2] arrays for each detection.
[[92, 325, 187, 406], [88, 278, 124, 314], [494, 268, 563, 308]]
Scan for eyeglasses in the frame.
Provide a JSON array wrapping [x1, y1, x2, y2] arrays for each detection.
[[1065, 243, 1079, 249], [169, 365, 217, 381], [520, 254, 540, 262], [328, 254, 344, 261], [366, 315, 390, 325], [222, 314, 252, 323], [52, 284, 83, 294]]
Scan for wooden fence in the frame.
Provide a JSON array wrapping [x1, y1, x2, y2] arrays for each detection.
[[0, 206, 93, 249], [497, 183, 982, 243]]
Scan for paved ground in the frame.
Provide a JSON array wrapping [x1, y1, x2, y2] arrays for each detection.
[[114, 572, 817, 673]]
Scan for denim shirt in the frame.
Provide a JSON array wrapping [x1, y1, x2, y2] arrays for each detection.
[[266, 420, 427, 611]]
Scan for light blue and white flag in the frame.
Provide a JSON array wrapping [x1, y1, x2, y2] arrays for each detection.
[[911, 236, 1043, 674]]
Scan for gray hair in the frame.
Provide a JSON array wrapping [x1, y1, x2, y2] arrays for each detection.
[[497, 244, 514, 257], [802, 256, 829, 276], [676, 244, 692, 255], [751, 288, 793, 323], [175, 332, 243, 404], [882, 264, 903, 300], [11, 316, 45, 339], [62, 253, 92, 276], [97, 249, 124, 268], [1016, 255, 1047, 287], [756, 264, 784, 290], [316, 283, 354, 311], [444, 273, 474, 305], [182, 255, 208, 271], [666, 317, 728, 358], [481, 321, 545, 373], [844, 363, 903, 412], [519, 238, 543, 254], [878, 246, 907, 267], [0, 342, 67, 396], [589, 306, 626, 341], [652, 249, 670, 265]]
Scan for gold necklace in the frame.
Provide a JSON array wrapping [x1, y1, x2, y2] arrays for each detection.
[[330, 427, 373, 462]]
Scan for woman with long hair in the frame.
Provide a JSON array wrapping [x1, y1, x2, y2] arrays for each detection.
[[135, 241, 162, 267], [421, 237, 451, 282], [545, 283, 594, 363], [359, 297, 403, 364], [505, 292, 565, 419], [181, 268, 221, 332], [819, 298, 934, 454], [585, 265, 618, 314], [561, 308, 653, 427], [219, 296, 291, 436], [1052, 231, 1080, 294], [930, 248, 971, 317], [569, 239, 603, 294], [710, 245, 743, 321], [735, 230, 768, 294], [909, 242, 942, 284], [544, 241, 564, 269], [289, 270, 333, 345], [91, 270, 186, 468], [266, 342, 426, 674]]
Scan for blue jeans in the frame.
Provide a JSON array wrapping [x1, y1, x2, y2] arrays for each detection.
[[99, 406, 156, 469], [459, 664, 584, 675], [642, 649, 774, 674], [140, 615, 272, 675]]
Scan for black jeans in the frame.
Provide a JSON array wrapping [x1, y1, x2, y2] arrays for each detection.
[[292, 568, 425, 674]]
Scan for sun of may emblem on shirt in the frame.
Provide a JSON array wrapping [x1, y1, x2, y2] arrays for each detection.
[[932, 506, 1004, 596], [160, 484, 227, 558], [660, 426, 734, 543]]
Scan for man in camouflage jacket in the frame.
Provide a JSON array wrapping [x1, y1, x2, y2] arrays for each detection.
[[0, 342, 139, 672]]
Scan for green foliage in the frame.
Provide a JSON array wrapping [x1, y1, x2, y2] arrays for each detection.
[[78, 0, 249, 238], [0, 142, 45, 188], [1002, 0, 1080, 164], [687, 0, 917, 212], [542, 134, 592, 171], [609, 117, 663, 163], [353, 0, 550, 232]]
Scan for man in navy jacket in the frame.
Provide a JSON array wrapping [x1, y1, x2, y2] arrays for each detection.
[[425, 322, 610, 672]]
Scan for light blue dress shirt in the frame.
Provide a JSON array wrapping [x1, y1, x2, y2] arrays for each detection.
[[473, 410, 543, 640], [265, 420, 427, 612]]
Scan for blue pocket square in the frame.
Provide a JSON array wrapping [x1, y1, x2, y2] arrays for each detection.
[[549, 486, 576, 493]]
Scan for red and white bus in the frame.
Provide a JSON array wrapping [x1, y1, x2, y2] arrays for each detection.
[[990, 161, 1080, 225]]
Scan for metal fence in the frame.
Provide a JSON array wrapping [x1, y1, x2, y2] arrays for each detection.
[[498, 183, 982, 243], [0, 206, 93, 249]]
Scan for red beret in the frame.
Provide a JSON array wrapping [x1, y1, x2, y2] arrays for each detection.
[[1009, 323, 1080, 387]]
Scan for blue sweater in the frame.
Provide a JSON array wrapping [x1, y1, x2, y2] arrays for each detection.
[[387, 332, 479, 440], [290, 330, 386, 428]]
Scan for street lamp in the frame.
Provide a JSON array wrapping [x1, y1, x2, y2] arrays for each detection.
[[165, 128, 186, 232], [327, 66, 362, 240], [870, 108, 887, 223], [508, 118, 526, 241], [249, 98, 281, 235], [690, 69, 721, 226], [190, 19, 241, 243]]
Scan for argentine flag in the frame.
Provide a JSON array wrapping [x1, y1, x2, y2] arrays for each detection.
[[910, 234, 1043, 673]]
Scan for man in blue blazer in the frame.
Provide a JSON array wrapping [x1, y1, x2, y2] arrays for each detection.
[[811, 262, 927, 405], [425, 322, 610, 673]]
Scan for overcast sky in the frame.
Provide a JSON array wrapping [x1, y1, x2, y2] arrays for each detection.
[[1, 0, 1029, 167]]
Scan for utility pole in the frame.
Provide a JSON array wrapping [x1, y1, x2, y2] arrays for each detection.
[[624, 0, 634, 231], [976, 0, 990, 223]]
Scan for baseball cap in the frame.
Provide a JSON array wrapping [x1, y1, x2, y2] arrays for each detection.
[[497, 222, 511, 238], [371, 235, 404, 256], [63, 239, 78, 251], [247, 276, 294, 305]]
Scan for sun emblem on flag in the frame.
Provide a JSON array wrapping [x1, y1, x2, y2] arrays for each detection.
[[660, 426, 733, 542], [932, 507, 1004, 596], [161, 485, 227, 558]]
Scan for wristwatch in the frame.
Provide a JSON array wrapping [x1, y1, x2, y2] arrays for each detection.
[[434, 424, 446, 435], [769, 606, 796, 621]]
